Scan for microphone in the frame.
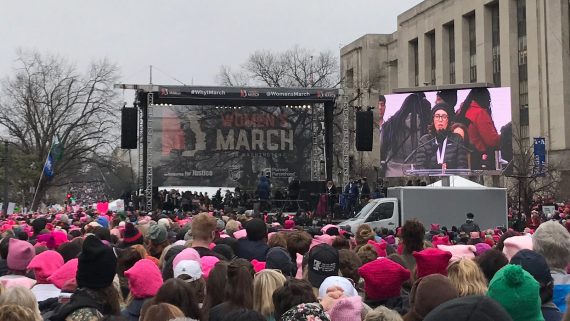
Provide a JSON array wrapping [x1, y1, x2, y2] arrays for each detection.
[[403, 136, 437, 164]]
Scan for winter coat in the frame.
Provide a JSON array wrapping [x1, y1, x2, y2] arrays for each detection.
[[415, 133, 467, 170], [49, 289, 106, 321], [236, 239, 269, 261], [463, 101, 500, 152], [552, 270, 570, 312], [542, 302, 563, 321], [460, 221, 481, 234], [121, 298, 148, 321], [256, 177, 271, 200]]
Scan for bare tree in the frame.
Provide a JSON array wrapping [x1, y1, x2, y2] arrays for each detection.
[[507, 126, 561, 214], [217, 45, 339, 88], [0, 50, 120, 208], [216, 65, 250, 87]]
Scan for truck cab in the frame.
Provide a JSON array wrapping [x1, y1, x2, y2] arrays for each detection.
[[339, 198, 399, 233]]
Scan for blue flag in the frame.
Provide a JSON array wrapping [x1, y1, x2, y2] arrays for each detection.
[[43, 154, 54, 178]]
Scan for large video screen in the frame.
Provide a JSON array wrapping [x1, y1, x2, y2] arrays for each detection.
[[151, 105, 313, 188], [379, 87, 512, 177]]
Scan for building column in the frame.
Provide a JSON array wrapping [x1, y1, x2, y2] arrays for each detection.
[[499, 0, 519, 138], [476, 6, 493, 83], [418, 35, 426, 86], [526, 0, 543, 139], [456, 15, 469, 84], [437, 25, 448, 85]]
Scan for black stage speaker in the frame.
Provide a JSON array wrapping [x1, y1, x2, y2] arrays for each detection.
[[121, 107, 138, 149], [356, 110, 373, 151]]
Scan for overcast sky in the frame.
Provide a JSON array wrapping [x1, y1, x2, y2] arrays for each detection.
[[0, 0, 422, 96]]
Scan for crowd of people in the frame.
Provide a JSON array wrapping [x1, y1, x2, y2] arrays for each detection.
[[2, 207, 570, 321]]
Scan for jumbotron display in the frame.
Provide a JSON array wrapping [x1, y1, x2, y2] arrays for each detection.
[[151, 105, 313, 187], [379, 87, 512, 177]]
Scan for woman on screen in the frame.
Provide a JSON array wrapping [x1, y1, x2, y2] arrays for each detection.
[[456, 88, 500, 169], [380, 93, 432, 176], [415, 104, 467, 170]]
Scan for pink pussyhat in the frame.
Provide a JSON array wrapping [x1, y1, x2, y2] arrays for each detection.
[[27, 250, 64, 284], [47, 258, 79, 289], [200, 256, 220, 279]]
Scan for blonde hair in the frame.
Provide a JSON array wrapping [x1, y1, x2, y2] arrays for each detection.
[[0, 305, 39, 321], [225, 219, 240, 237], [132, 244, 149, 258], [191, 213, 217, 241], [0, 287, 42, 321], [447, 259, 488, 296], [364, 306, 403, 321], [253, 269, 287, 317]]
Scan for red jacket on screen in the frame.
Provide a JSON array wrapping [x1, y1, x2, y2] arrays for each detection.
[[464, 101, 500, 152]]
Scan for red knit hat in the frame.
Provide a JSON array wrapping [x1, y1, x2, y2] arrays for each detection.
[[358, 258, 410, 300], [124, 259, 163, 299], [27, 250, 64, 284], [413, 248, 452, 278]]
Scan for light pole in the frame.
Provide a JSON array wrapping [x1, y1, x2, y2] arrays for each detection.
[[2, 141, 9, 215]]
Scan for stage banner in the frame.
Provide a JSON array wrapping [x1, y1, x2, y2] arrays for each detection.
[[151, 105, 315, 188]]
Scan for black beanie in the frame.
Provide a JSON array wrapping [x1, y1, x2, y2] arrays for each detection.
[[32, 218, 47, 235], [436, 90, 457, 108], [424, 296, 512, 321], [245, 218, 267, 242], [122, 222, 143, 246], [77, 235, 117, 289], [432, 103, 452, 119], [57, 241, 82, 262]]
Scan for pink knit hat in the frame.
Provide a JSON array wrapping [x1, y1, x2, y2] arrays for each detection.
[[172, 248, 200, 270], [502, 235, 533, 260], [27, 250, 64, 284], [475, 243, 492, 256], [437, 244, 476, 261], [327, 296, 363, 321], [233, 229, 247, 239], [201, 256, 220, 279], [310, 234, 334, 249], [284, 220, 295, 229], [367, 240, 387, 257], [47, 258, 78, 289], [413, 248, 452, 277], [0, 275, 37, 289], [251, 259, 266, 273], [432, 235, 451, 248], [321, 224, 339, 234], [7, 238, 35, 271], [125, 259, 163, 299], [358, 258, 411, 300]]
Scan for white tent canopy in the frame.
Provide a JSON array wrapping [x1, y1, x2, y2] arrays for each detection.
[[428, 176, 485, 188]]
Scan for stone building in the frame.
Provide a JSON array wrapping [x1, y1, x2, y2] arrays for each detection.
[[340, 0, 570, 193]]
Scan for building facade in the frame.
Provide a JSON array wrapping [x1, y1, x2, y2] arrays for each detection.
[[340, 0, 570, 192]]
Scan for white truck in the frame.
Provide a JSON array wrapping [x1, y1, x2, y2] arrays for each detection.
[[339, 184, 508, 233]]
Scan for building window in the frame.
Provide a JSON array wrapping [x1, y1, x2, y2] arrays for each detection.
[[410, 39, 419, 87], [346, 68, 354, 88], [427, 31, 436, 85], [447, 23, 455, 84], [467, 13, 477, 83], [517, 0, 529, 136], [491, 4, 501, 86]]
